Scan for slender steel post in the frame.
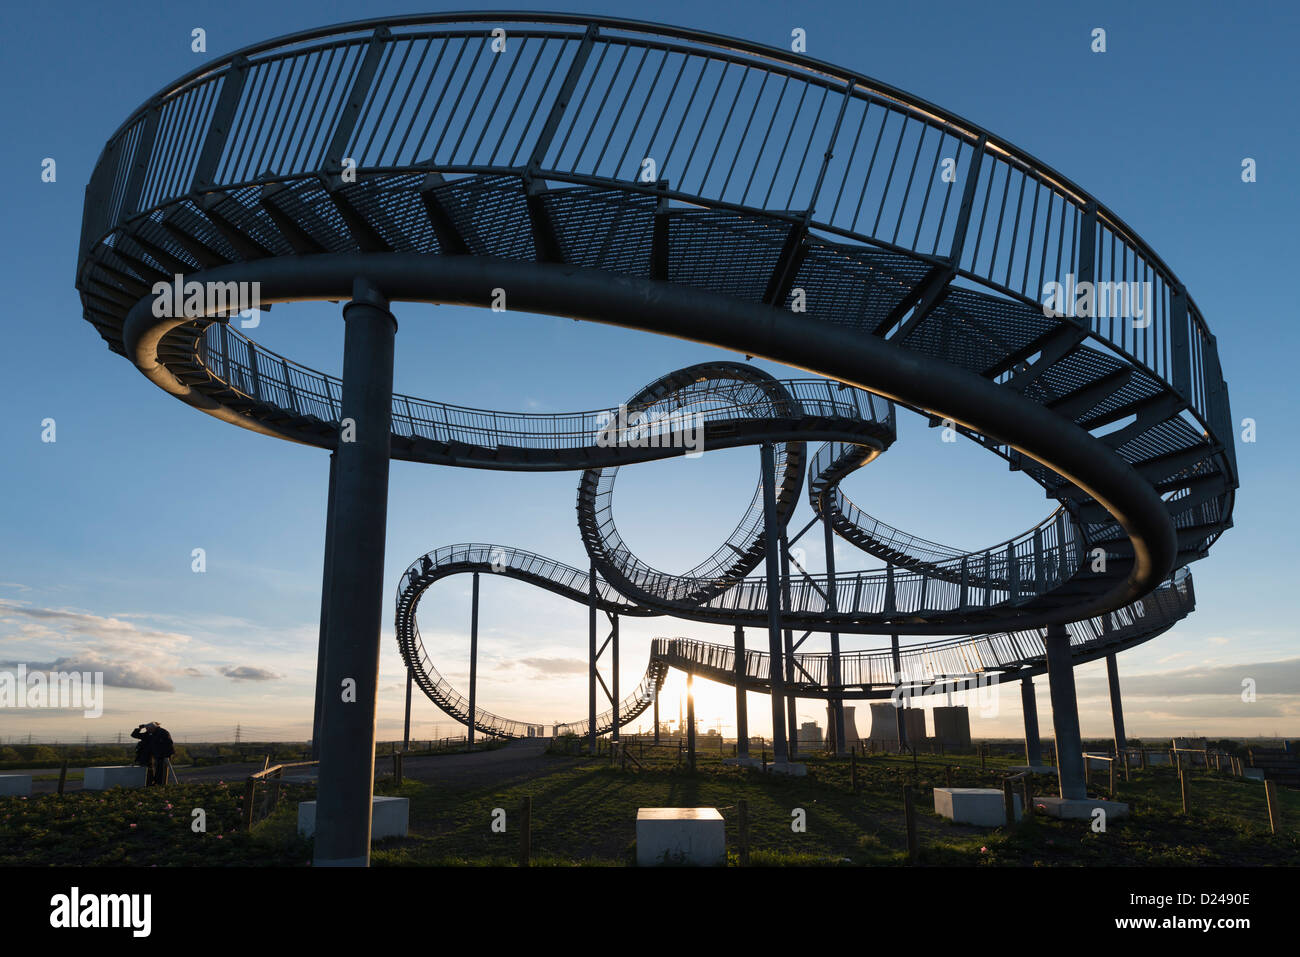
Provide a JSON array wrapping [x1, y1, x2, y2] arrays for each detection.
[[823, 509, 845, 755], [402, 668, 412, 752], [1043, 624, 1086, 800], [734, 624, 749, 757], [588, 564, 597, 754], [759, 443, 789, 763], [686, 671, 696, 771], [311, 450, 338, 761], [467, 572, 479, 752], [1021, 676, 1042, 765], [313, 278, 396, 867], [891, 632, 907, 751], [611, 614, 620, 742], [653, 686, 660, 744], [780, 533, 798, 755], [1106, 652, 1127, 752]]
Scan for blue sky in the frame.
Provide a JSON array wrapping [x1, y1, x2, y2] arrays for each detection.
[[1, 0, 1297, 745]]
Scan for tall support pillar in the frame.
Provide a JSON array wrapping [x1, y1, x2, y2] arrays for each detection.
[[759, 443, 789, 763], [313, 278, 396, 867], [780, 534, 798, 756], [1021, 676, 1042, 766], [734, 624, 749, 757], [1043, 623, 1086, 799], [1106, 652, 1127, 753], [891, 633, 907, 752], [467, 572, 479, 752], [823, 509, 845, 755], [611, 614, 620, 742], [686, 671, 696, 771], [402, 669, 412, 752], [311, 451, 338, 761], [588, 565, 597, 754], [653, 686, 660, 744]]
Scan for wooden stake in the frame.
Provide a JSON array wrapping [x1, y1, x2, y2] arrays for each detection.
[[903, 786, 919, 864], [1264, 780, 1281, 835], [519, 795, 532, 867]]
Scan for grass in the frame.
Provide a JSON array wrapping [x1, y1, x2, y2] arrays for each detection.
[[1, 748, 1295, 866]]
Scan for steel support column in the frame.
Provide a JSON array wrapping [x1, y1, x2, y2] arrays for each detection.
[[891, 632, 906, 751], [734, 624, 749, 757], [759, 442, 789, 763], [1106, 652, 1127, 753], [611, 614, 620, 742], [686, 670, 696, 771], [1044, 623, 1086, 800], [588, 565, 597, 754], [823, 509, 845, 755], [402, 668, 412, 752], [780, 534, 798, 756], [653, 687, 660, 744], [313, 278, 396, 867], [467, 571, 479, 752], [311, 450, 338, 761], [1021, 676, 1042, 766]]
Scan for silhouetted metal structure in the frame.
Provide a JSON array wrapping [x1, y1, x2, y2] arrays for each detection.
[[77, 12, 1236, 863]]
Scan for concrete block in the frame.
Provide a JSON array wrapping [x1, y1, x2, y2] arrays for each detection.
[[82, 766, 146, 790], [1242, 768, 1265, 781], [297, 796, 409, 840], [636, 808, 725, 866], [764, 761, 807, 776], [934, 787, 1021, 826], [1035, 796, 1129, 820], [0, 774, 32, 797]]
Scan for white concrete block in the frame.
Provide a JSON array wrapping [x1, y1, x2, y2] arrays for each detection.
[[82, 766, 147, 790], [764, 761, 807, 776], [0, 774, 32, 797], [636, 807, 725, 866], [297, 795, 409, 840], [934, 787, 1021, 826], [1035, 796, 1129, 820]]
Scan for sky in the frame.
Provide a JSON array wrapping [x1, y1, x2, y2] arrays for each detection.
[[1, 0, 1297, 746]]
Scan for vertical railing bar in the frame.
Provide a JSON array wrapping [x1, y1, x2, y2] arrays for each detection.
[[492, 37, 552, 165], [1003, 171, 1027, 291], [889, 121, 927, 245], [569, 42, 630, 170], [784, 83, 832, 211], [238, 59, 282, 181], [265, 53, 310, 174], [549, 35, 609, 170], [392, 39, 447, 161], [911, 128, 944, 251], [416, 38, 475, 161], [740, 73, 790, 207], [468, 35, 532, 164], [256, 56, 302, 177], [868, 113, 908, 237], [351, 41, 403, 166], [324, 27, 391, 170], [586, 43, 651, 177]]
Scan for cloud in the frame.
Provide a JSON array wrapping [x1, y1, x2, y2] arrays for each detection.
[[218, 665, 282, 682], [1075, 657, 1300, 699], [0, 656, 173, 692], [517, 657, 588, 677]]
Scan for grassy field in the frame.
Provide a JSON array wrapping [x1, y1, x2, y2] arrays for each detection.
[[3, 746, 1293, 866]]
